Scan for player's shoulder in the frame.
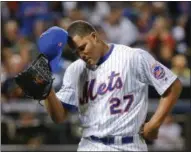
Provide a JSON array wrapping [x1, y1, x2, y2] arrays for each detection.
[[66, 59, 86, 72], [113, 43, 133, 52], [113, 43, 147, 57], [131, 47, 153, 60]]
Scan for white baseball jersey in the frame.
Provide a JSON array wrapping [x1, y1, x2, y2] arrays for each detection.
[[56, 44, 177, 150]]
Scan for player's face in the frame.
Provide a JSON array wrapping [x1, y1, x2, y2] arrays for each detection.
[[71, 33, 102, 66]]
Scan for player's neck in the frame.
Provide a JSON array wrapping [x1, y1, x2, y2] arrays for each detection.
[[101, 42, 110, 57]]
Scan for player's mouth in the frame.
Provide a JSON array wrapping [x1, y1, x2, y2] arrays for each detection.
[[83, 57, 93, 65]]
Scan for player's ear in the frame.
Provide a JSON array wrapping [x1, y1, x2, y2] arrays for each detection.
[[90, 32, 99, 42]]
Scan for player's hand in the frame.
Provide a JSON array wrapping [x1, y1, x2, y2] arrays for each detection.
[[139, 122, 159, 141]]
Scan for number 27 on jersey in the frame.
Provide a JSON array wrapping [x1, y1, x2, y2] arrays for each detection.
[[110, 94, 134, 115]]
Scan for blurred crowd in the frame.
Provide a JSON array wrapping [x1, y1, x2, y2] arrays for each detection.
[[1, 1, 191, 151]]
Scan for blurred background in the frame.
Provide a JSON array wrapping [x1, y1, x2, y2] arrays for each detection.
[[1, 1, 191, 152]]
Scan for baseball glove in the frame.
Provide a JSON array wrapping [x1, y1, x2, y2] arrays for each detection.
[[14, 54, 54, 100]]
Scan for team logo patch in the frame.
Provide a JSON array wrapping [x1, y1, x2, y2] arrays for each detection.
[[58, 42, 63, 47], [151, 63, 165, 79]]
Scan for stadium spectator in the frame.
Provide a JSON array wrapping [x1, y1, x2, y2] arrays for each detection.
[[172, 15, 188, 54], [3, 20, 19, 47], [171, 54, 190, 85], [101, 3, 139, 46], [147, 16, 175, 67]]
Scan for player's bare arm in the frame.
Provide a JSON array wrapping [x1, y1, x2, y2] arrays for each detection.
[[45, 89, 68, 123], [142, 78, 182, 141]]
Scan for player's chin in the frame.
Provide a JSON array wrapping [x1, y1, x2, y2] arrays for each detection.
[[86, 59, 96, 66], [86, 60, 98, 70]]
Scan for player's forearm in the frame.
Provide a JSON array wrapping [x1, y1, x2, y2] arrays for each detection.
[[45, 89, 68, 123], [149, 79, 182, 128]]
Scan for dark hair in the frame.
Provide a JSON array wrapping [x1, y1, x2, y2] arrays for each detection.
[[67, 20, 96, 38]]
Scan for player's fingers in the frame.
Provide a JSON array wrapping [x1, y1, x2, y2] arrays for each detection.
[[138, 128, 146, 140], [138, 126, 144, 136]]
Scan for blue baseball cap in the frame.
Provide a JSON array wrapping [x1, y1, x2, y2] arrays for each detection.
[[37, 26, 68, 72]]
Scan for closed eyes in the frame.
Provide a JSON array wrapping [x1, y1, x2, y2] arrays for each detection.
[[78, 44, 86, 52]]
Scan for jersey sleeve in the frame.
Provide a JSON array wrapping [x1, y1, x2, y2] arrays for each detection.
[[136, 49, 177, 95], [56, 63, 80, 112]]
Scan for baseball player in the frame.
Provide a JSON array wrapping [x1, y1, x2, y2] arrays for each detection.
[[42, 21, 182, 151]]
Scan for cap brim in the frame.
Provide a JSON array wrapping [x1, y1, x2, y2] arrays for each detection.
[[49, 50, 62, 73]]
